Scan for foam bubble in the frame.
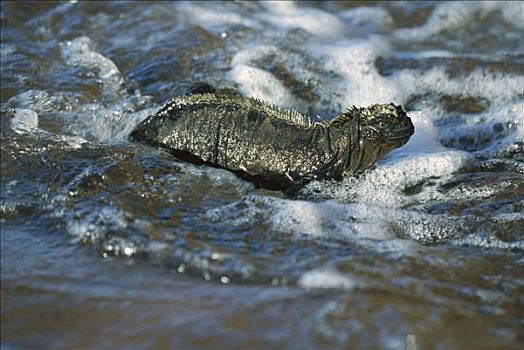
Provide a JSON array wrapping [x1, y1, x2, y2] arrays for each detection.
[[200, 166, 255, 192], [6, 90, 72, 114], [229, 64, 297, 107], [307, 38, 404, 107], [61, 37, 120, 80], [258, 1, 297, 14], [61, 36, 125, 97], [257, 6, 347, 40], [501, 2, 524, 29], [7, 107, 89, 151], [389, 65, 523, 156], [73, 100, 153, 143], [393, 67, 524, 105], [0, 43, 16, 57], [230, 45, 277, 66], [202, 195, 418, 252], [10, 109, 38, 134], [337, 6, 394, 35], [55, 134, 89, 149], [298, 269, 358, 291], [63, 203, 151, 258], [202, 178, 484, 247], [268, 199, 357, 238], [0, 201, 20, 216], [443, 101, 523, 155], [177, 2, 260, 30], [66, 205, 128, 243], [228, 44, 320, 111], [394, 2, 503, 40]]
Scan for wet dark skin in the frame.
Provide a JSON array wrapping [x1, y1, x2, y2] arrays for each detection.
[[130, 84, 414, 192]]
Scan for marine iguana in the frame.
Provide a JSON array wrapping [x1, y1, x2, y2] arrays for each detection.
[[130, 84, 414, 191]]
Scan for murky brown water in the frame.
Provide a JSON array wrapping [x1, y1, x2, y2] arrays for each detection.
[[1, 1, 523, 349]]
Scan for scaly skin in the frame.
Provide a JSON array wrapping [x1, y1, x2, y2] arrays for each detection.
[[130, 92, 414, 191]]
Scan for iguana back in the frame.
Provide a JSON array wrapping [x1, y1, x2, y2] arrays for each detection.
[[130, 93, 338, 190]]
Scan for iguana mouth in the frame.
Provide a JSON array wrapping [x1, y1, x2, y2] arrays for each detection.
[[385, 123, 414, 144]]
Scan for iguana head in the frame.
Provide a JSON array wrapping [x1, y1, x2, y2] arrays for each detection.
[[330, 103, 414, 173], [356, 103, 414, 169]]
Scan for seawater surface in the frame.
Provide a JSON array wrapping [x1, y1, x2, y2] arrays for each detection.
[[1, 1, 523, 349]]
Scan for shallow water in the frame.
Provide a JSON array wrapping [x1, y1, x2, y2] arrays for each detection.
[[1, 1, 523, 349]]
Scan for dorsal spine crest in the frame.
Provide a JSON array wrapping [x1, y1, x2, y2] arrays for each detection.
[[160, 93, 319, 128]]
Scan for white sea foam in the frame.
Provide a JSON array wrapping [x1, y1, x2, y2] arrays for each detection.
[[438, 101, 524, 156], [10, 109, 39, 134], [58, 36, 158, 143], [0, 43, 16, 57], [298, 269, 358, 291], [337, 6, 394, 35], [388, 65, 523, 157], [257, 4, 347, 40], [227, 34, 403, 118], [229, 64, 298, 107], [61, 36, 125, 97], [63, 203, 150, 258], [268, 199, 362, 238], [268, 195, 462, 245], [307, 38, 404, 107], [66, 205, 127, 242], [7, 90, 151, 145], [176, 1, 260, 31], [258, 1, 297, 14], [501, 2, 524, 29], [73, 100, 153, 143], [230, 44, 277, 66], [202, 195, 422, 252], [229, 45, 313, 109], [8, 107, 89, 150], [393, 68, 524, 106], [6, 90, 72, 114], [394, 2, 512, 40], [61, 37, 121, 81]]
